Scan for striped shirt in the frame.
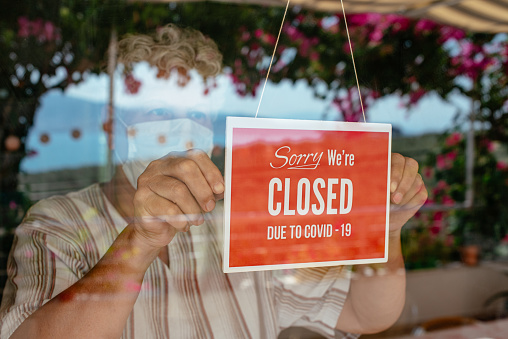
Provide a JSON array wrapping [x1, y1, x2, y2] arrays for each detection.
[[0, 184, 357, 339]]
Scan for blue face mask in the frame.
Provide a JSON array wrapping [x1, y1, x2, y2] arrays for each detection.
[[118, 118, 214, 189]]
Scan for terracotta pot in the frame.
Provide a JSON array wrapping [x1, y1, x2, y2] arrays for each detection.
[[460, 245, 480, 266]]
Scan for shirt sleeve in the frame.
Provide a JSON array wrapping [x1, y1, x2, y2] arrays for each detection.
[[273, 266, 360, 339], [0, 200, 87, 339]]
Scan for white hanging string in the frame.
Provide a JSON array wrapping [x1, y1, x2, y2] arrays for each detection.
[[254, 0, 366, 124], [340, 0, 366, 123], [254, 0, 291, 118]]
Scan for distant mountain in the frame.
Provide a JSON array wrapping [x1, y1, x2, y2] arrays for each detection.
[[23, 90, 410, 174]]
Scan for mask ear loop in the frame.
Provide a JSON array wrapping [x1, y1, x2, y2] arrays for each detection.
[[254, 0, 366, 123], [112, 115, 131, 166]]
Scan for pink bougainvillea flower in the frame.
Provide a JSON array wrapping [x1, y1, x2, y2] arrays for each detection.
[[497, 161, 508, 171], [262, 33, 276, 45], [272, 59, 287, 73], [445, 132, 462, 147], [299, 39, 311, 57], [17, 16, 31, 38], [446, 150, 458, 162], [423, 166, 434, 179], [439, 26, 466, 43], [436, 154, 446, 170], [415, 19, 438, 34], [250, 42, 260, 51], [460, 41, 479, 57], [369, 29, 384, 44], [430, 211, 444, 234], [294, 14, 305, 23], [442, 154, 455, 169], [386, 15, 410, 33], [309, 51, 320, 62], [430, 225, 441, 235], [283, 24, 303, 41], [435, 180, 449, 191], [347, 14, 368, 27], [9, 201, 17, 210], [348, 13, 380, 27], [42, 21, 60, 42], [451, 41, 494, 80], [254, 29, 263, 39], [18, 17, 61, 42], [442, 195, 455, 206], [433, 211, 444, 222], [124, 74, 142, 94], [31, 18, 44, 38], [477, 137, 493, 152], [425, 198, 435, 205], [343, 41, 352, 54], [405, 75, 417, 84], [408, 88, 427, 105], [240, 31, 250, 42], [332, 87, 374, 122], [42, 21, 54, 41], [486, 140, 495, 152]]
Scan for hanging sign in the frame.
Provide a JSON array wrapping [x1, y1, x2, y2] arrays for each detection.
[[223, 117, 392, 273]]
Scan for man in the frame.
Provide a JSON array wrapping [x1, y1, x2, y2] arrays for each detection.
[[0, 24, 427, 338]]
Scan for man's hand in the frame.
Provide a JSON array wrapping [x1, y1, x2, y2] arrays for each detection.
[[389, 153, 428, 233], [337, 154, 426, 335], [131, 149, 225, 250]]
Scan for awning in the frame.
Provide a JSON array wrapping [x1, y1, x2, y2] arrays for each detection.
[[144, 0, 508, 33]]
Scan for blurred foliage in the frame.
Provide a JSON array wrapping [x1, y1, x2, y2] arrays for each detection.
[[414, 132, 508, 263], [402, 223, 455, 270]]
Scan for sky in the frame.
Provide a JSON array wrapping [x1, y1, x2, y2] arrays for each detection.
[[20, 63, 472, 173]]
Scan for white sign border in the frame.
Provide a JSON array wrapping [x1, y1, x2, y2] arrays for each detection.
[[223, 117, 392, 273]]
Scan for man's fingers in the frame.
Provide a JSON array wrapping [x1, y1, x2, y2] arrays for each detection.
[[146, 178, 205, 226], [388, 154, 427, 230], [390, 153, 405, 193], [399, 173, 425, 206], [392, 184, 428, 214], [391, 155, 419, 204], [135, 188, 190, 231], [158, 155, 217, 213], [187, 149, 225, 196], [412, 182, 429, 208]]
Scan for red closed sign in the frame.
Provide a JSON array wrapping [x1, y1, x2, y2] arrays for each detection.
[[223, 117, 391, 273]]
